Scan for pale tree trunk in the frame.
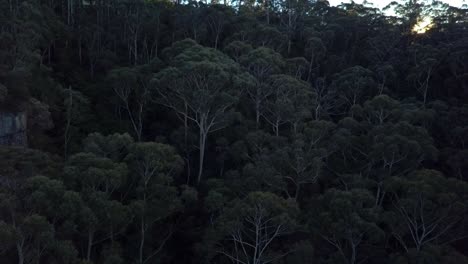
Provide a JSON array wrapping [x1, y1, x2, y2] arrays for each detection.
[[214, 33, 219, 50], [350, 241, 357, 264], [307, 54, 315, 81], [294, 184, 300, 201], [287, 0, 292, 55], [87, 230, 94, 261], [124, 100, 143, 141], [139, 218, 145, 264], [67, 0, 75, 25], [423, 89, 427, 106], [78, 31, 82, 65], [220, 205, 288, 264], [16, 239, 24, 264], [183, 103, 191, 184], [197, 128, 207, 184], [64, 86, 73, 158], [292, 121, 298, 135], [274, 119, 279, 136], [375, 182, 381, 207], [134, 31, 138, 65], [378, 77, 386, 95], [255, 100, 261, 129]]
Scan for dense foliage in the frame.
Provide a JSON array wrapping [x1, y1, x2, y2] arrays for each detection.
[[1, 0, 468, 263]]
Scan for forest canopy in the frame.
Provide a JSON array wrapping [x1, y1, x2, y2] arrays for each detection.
[[0, 0, 468, 263]]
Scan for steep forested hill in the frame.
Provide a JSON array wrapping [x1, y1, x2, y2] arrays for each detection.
[[1, 0, 467, 263]]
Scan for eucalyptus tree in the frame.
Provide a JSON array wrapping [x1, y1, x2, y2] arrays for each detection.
[[335, 96, 438, 206], [154, 39, 242, 184], [239, 47, 284, 128], [273, 120, 336, 200], [386, 170, 468, 254], [82, 132, 134, 163], [126, 142, 185, 264], [0, 177, 62, 264], [246, 25, 288, 53], [331, 66, 377, 113], [63, 152, 128, 261], [63, 87, 91, 157], [430, 102, 468, 180], [203, 5, 233, 49], [369, 122, 437, 207], [0, 147, 71, 264], [285, 57, 308, 79], [407, 44, 440, 106], [208, 192, 297, 264], [108, 65, 153, 142], [231, 120, 335, 201], [304, 37, 327, 81], [224, 41, 253, 62], [308, 188, 384, 264], [278, 0, 310, 55], [230, 131, 288, 196], [262, 74, 312, 135]]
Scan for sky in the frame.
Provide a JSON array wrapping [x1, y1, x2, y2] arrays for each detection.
[[328, 0, 466, 10]]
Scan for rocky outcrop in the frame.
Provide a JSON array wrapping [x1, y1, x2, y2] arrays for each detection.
[[0, 112, 27, 146]]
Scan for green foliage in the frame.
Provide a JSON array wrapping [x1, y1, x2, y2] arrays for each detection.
[[206, 191, 298, 264], [83, 132, 134, 162], [64, 152, 127, 194], [309, 188, 384, 264], [1, 0, 468, 263], [386, 170, 468, 253]]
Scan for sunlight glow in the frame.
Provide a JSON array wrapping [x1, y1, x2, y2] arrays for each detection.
[[412, 16, 434, 34], [328, 0, 466, 10]]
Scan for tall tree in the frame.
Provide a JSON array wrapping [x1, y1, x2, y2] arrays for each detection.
[[239, 47, 284, 128], [154, 39, 242, 184], [108, 65, 153, 141], [209, 192, 297, 264], [126, 142, 185, 264], [387, 169, 468, 254]]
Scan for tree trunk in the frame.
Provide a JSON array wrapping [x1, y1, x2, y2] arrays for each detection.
[[255, 100, 261, 129], [78, 32, 82, 65], [184, 103, 191, 184], [184, 103, 188, 143], [139, 218, 145, 264], [67, 0, 71, 25], [287, 5, 292, 55], [375, 182, 385, 207], [294, 184, 300, 201], [87, 230, 94, 261], [375, 183, 381, 207], [315, 104, 320, 120], [274, 119, 279, 136], [134, 32, 138, 65], [214, 33, 219, 50], [64, 85, 74, 158], [307, 54, 314, 81], [422, 85, 428, 106], [379, 77, 386, 95], [16, 240, 24, 264], [197, 129, 207, 184], [185, 156, 191, 184], [350, 242, 356, 264]]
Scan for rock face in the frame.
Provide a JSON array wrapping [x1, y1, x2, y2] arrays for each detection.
[[0, 112, 27, 146]]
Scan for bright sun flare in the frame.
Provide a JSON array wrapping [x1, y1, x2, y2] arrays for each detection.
[[412, 17, 434, 34]]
